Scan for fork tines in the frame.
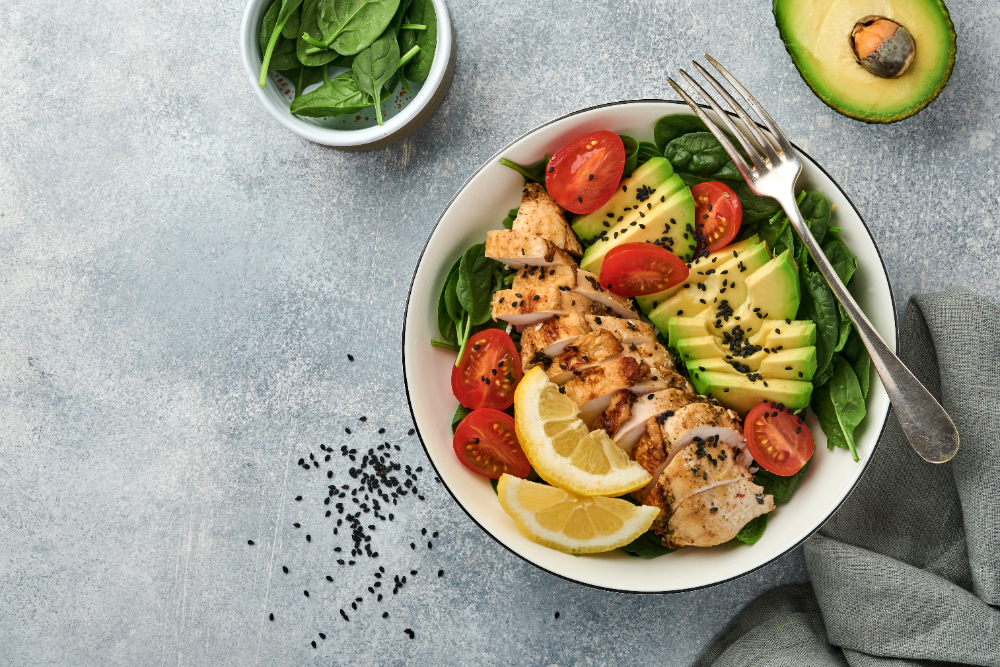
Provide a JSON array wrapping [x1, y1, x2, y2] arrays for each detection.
[[667, 55, 796, 185]]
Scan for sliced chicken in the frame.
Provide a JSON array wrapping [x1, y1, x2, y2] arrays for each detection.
[[485, 229, 576, 269], [510, 264, 576, 294], [519, 312, 591, 371], [590, 389, 633, 434], [545, 330, 624, 384], [631, 370, 694, 396], [511, 183, 583, 257], [635, 402, 747, 500], [585, 315, 655, 345], [572, 270, 639, 319], [624, 341, 676, 374], [651, 437, 752, 514], [612, 388, 699, 454], [660, 477, 774, 548], [563, 356, 647, 424]]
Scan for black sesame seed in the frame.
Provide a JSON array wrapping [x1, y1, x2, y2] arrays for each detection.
[[247, 540, 254, 545], [304, 590, 309, 597], [269, 613, 274, 621], [347, 354, 354, 361]]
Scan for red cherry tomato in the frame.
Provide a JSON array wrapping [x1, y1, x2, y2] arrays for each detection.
[[598, 243, 690, 297], [691, 181, 742, 254], [452, 329, 522, 410], [453, 409, 530, 479], [545, 130, 625, 214], [744, 402, 815, 476]]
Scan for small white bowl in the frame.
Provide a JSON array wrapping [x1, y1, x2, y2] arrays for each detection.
[[402, 101, 898, 593], [240, 0, 454, 149]]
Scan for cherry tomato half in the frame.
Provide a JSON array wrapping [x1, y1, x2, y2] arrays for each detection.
[[598, 243, 690, 297], [545, 130, 625, 214], [452, 329, 522, 410], [691, 181, 742, 254], [744, 402, 815, 476], [453, 409, 530, 479]]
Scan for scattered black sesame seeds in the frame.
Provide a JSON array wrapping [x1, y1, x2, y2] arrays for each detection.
[[404, 629, 415, 639]]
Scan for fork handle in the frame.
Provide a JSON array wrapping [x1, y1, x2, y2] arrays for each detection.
[[779, 194, 959, 463]]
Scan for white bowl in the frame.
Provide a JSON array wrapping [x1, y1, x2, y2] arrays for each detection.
[[402, 101, 896, 593], [239, 0, 454, 149]]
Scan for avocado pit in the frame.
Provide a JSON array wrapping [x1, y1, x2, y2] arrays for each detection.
[[851, 16, 915, 78]]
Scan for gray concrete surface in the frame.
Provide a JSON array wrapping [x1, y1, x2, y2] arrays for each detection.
[[1, 0, 997, 665]]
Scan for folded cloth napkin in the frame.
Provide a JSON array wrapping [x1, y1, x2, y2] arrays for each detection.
[[695, 288, 1000, 667]]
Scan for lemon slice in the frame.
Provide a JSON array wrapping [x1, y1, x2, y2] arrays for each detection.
[[514, 367, 652, 496], [497, 474, 659, 554]]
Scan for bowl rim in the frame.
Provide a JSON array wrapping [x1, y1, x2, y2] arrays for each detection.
[[239, 0, 453, 147], [401, 99, 898, 594]]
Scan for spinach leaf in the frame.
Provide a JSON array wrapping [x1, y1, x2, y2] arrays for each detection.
[[499, 156, 550, 184], [799, 271, 839, 382], [445, 264, 463, 326], [451, 404, 472, 433], [636, 141, 663, 167], [351, 27, 399, 125], [822, 235, 857, 285], [812, 356, 866, 461], [296, 0, 343, 66], [286, 64, 326, 97], [281, 3, 302, 38], [317, 0, 400, 55], [840, 327, 871, 400], [289, 71, 370, 116], [501, 208, 519, 230], [619, 135, 639, 175], [259, 0, 308, 86], [735, 514, 767, 545], [654, 114, 708, 152], [436, 258, 462, 344], [664, 132, 734, 178], [754, 458, 810, 503], [835, 302, 851, 353], [456, 243, 498, 326], [622, 530, 674, 558], [399, 0, 436, 82], [798, 191, 832, 245], [261, 1, 303, 71]]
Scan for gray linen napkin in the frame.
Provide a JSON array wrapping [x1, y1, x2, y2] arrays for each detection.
[[695, 288, 1000, 667]]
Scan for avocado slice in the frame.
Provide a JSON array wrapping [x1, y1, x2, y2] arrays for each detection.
[[635, 235, 760, 314], [774, 0, 956, 123], [571, 158, 682, 241], [683, 346, 818, 381], [578, 181, 696, 273], [688, 370, 813, 414], [666, 317, 815, 350], [718, 250, 800, 332], [647, 242, 771, 332]]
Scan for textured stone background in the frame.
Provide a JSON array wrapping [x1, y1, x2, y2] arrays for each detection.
[[1, 0, 996, 665]]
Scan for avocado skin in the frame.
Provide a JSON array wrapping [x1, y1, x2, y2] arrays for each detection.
[[773, 0, 957, 124]]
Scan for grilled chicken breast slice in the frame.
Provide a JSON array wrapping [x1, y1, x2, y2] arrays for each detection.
[[661, 478, 774, 548], [612, 388, 699, 454], [624, 341, 676, 374], [511, 183, 584, 257], [510, 264, 576, 294], [635, 402, 747, 499], [584, 315, 655, 345], [591, 389, 633, 434], [519, 312, 591, 372], [485, 229, 576, 268], [572, 270, 639, 319], [563, 356, 647, 424], [545, 330, 624, 384]]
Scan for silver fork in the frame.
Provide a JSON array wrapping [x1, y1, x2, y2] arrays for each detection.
[[668, 55, 959, 464]]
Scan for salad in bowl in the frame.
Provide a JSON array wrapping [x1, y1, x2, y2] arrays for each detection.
[[403, 102, 895, 592]]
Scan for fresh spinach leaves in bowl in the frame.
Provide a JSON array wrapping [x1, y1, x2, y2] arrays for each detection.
[[258, 0, 437, 126]]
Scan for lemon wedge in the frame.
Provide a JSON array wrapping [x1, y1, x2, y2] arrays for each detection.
[[497, 474, 659, 554], [514, 367, 652, 496]]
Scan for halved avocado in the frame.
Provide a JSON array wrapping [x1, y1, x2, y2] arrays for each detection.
[[774, 0, 956, 123], [578, 182, 696, 273], [571, 158, 682, 241]]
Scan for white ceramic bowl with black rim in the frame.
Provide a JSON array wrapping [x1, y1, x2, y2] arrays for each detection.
[[239, 0, 455, 150], [402, 100, 896, 593]]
